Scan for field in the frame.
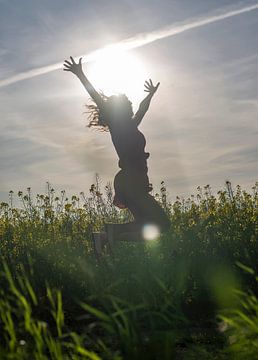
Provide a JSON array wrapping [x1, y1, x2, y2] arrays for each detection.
[[0, 179, 257, 359]]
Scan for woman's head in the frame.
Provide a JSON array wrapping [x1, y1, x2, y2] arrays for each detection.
[[87, 94, 133, 131]]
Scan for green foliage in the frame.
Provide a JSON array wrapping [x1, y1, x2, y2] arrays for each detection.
[[219, 264, 258, 359], [0, 261, 100, 359], [0, 179, 257, 358]]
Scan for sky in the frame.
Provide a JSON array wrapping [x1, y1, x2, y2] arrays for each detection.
[[0, 0, 258, 203]]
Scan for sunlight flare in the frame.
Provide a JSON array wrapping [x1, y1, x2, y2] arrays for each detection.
[[87, 46, 149, 101]]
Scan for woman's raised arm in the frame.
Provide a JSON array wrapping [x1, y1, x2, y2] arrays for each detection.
[[63, 56, 104, 109], [134, 79, 160, 127]]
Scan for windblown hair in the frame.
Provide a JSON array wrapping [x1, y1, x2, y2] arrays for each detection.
[[86, 93, 133, 131], [86, 92, 108, 131]]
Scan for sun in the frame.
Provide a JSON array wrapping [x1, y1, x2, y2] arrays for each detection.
[[87, 46, 149, 104]]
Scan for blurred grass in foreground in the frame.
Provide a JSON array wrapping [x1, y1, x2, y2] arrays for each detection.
[[0, 179, 257, 359]]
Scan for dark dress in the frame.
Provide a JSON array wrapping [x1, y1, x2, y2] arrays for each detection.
[[109, 120, 170, 232]]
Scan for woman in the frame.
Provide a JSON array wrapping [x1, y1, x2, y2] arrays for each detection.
[[63, 56, 170, 250]]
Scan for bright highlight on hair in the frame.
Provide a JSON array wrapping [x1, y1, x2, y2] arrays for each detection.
[[142, 224, 160, 241]]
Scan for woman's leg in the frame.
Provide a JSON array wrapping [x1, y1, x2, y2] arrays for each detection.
[[127, 192, 170, 232], [109, 170, 170, 242], [105, 221, 143, 242], [106, 193, 170, 242]]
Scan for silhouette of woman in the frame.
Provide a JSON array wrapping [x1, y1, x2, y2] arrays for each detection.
[[63, 56, 170, 250]]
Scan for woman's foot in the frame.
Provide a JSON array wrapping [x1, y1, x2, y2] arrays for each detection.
[[92, 232, 107, 256], [105, 223, 115, 247]]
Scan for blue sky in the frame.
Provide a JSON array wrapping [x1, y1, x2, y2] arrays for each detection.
[[0, 0, 257, 202]]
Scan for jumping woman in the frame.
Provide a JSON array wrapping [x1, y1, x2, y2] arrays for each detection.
[[63, 56, 170, 253]]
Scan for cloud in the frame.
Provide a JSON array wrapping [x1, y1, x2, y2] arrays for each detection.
[[138, 54, 258, 195], [210, 143, 258, 166], [1, 3, 258, 88], [1, 2, 257, 200]]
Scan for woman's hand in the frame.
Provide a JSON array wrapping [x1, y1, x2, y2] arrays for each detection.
[[63, 56, 84, 77], [63, 56, 103, 106], [144, 79, 160, 95]]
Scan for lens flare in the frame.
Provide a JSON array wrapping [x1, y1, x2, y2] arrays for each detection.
[[142, 224, 160, 241]]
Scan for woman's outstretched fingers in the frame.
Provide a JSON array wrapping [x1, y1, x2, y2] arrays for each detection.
[[143, 79, 160, 94], [144, 81, 151, 91], [63, 56, 84, 76], [63, 61, 71, 71]]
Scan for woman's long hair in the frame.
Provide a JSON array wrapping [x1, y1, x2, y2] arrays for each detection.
[[86, 93, 133, 131]]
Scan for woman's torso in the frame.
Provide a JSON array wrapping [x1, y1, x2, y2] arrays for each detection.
[[109, 121, 149, 172]]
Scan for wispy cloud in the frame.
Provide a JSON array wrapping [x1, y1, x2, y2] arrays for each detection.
[[1, 3, 258, 88]]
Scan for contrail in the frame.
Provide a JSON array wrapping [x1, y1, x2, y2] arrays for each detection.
[[1, 3, 258, 88]]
